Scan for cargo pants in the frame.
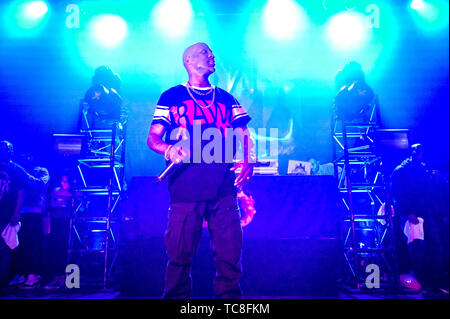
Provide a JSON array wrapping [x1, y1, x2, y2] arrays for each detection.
[[162, 194, 242, 299]]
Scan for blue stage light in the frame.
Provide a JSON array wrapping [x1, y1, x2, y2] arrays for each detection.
[[14, 0, 49, 30], [3, 0, 50, 37], [326, 11, 370, 50], [152, 0, 193, 38], [409, 0, 449, 31], [23, 1, 48, 20], [410, 0, 439, 22], [89, 14, 128, 48], [262, 0, 307, 41], [410, 0, 426, 11]]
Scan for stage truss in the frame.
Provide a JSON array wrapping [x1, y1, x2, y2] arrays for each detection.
[[332, 98, 400, 290]]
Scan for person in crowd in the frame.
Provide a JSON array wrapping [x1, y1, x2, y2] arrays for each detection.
[[43, 175, 73, 290], [391, 144, 449, 295], [0, 141, 29, 295], [6, 154, 50, 290], [16, 162, 49, 290]]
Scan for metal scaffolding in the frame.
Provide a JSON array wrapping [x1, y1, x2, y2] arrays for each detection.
[[332, 97, 399, 289], [67, 103, 126, 289]]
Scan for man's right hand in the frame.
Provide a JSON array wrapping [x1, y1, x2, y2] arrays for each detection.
[[407, 213, 420, 225], [167, 145, 189, 164]]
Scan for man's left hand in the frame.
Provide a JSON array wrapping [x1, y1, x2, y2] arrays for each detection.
[[231, 160, 255, 189]]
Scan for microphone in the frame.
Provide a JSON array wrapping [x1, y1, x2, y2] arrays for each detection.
[[155, 161, 181, 183]]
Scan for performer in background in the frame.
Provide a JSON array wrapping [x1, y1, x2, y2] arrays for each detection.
[[147, 42, 255, 299], [334, 61, 375, 123], [44, 174, 74, 290], [83, 65, 123, 129], [391, 144, 449, 294], [16, 162, 49, 289], [3, 154, 49, 289], [0, 141, 28, 294]]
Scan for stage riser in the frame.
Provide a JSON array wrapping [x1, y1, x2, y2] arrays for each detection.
[[119, 236, 341, 298], [119, 175, 342, 297]]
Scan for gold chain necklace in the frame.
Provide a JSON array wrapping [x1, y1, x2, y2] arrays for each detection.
[[190, 86, 213, 96], [187, 82, 213, 95], [186, 84, 216, 109]]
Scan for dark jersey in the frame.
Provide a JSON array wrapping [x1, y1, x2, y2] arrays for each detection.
[[0, 162, 29, 224], [391, 158, 431, 218], [151, 84, 251, 203]]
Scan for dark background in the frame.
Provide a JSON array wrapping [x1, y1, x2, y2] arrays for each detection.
[[0, 0, 448, 182]]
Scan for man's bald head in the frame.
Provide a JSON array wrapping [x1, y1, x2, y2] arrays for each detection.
[[183, 42, 207, 68], [182, 43, 215, 79]]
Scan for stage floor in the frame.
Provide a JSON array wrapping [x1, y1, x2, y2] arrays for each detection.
[[1, 286, 448, 299]]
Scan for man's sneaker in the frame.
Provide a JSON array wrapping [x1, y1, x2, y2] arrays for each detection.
[[20, 274, 41, 290], [399, 273, 421, 291], [422, 287, 450, 298], [44, 276, 65, 290], [439, 288, 449, 295], [8, 274, 25, 286]]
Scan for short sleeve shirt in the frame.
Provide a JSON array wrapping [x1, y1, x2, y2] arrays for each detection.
[[151, 84, 251, 203]]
